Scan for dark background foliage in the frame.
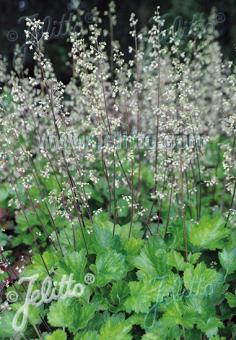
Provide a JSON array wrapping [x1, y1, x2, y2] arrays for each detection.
[[0, 0, 235, 81]]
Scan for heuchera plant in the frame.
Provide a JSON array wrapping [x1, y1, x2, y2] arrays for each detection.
[[0, 4, 236, 339]]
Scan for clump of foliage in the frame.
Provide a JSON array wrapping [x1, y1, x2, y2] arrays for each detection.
[[0, 4, 236, 339]]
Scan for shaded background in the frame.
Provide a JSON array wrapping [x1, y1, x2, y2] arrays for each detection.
[[0, 0, 235, 82]]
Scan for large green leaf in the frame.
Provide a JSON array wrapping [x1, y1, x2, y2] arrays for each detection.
[[0, 311, 17, 338], [225, 291, 236, 308], [48, 298, 96, 333], [69, 303, 97, 333], [124, 275, 177, 313], [74, 331, 99, 340], [189, 216, 229, 250], [133, 236, 170, 280], [99, 314, 132, 340], [183, 262, 224, 297], [90, 250, 128, 287], [58, 249, 87, 283], [197, 317, 223, 338], [219, 247, 236, 274], [45, 330, 67, 340], [22, 250, 57, 280], [167, 251, 188, 271], [91, 225, 122, 255], [123, 238, 144, 268], [47, 299, 74, 328], [160, 300, 197, 329], [109, 280, 130, 312]]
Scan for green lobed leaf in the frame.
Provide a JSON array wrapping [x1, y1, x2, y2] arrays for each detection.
[[124, 275, 177, 314], [167, 251, 187, 271], [133, 236, 170, 280], [189, 216, 229, 250], [225, 291, 236, 308], [219, 247, 236, 274], [74, 331, 99, 340], [90, 250, 128, 287], [48, 298, 96, 333], [99, 314, 132, 340], [45, 330, 67, 340], [183, 262, 224, 297]]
